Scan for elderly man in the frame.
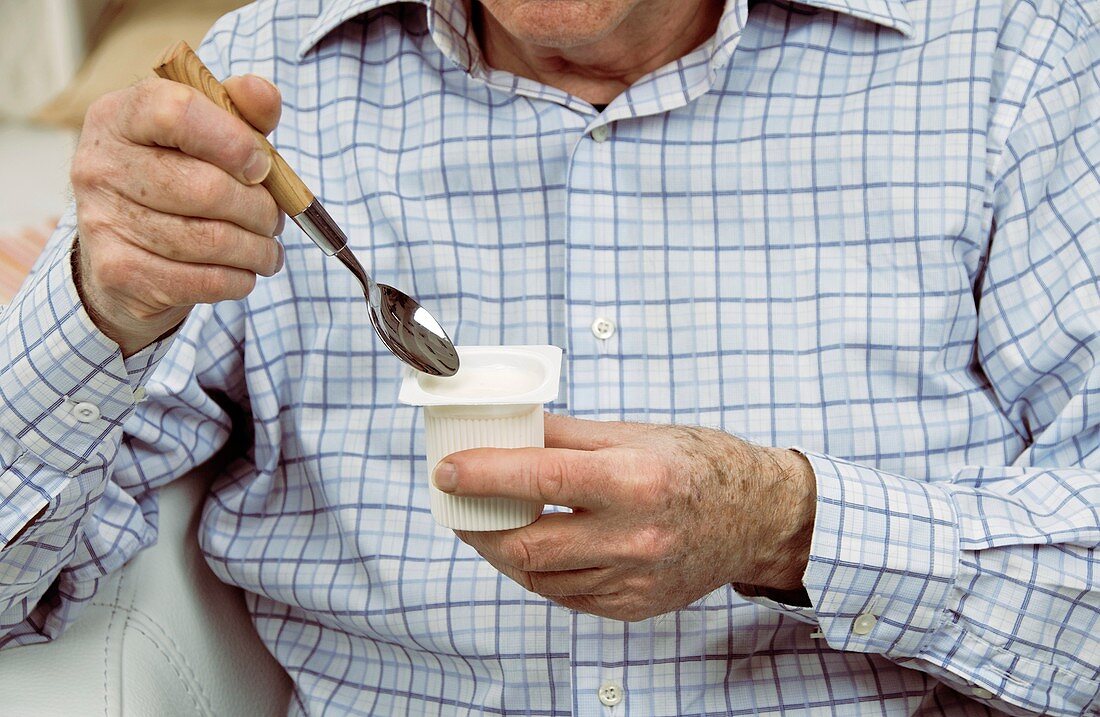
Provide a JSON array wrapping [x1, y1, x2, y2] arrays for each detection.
[[1, 0, 1097, 714]]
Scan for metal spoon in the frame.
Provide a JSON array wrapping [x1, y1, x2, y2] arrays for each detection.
[[155, 42, 460, 377]]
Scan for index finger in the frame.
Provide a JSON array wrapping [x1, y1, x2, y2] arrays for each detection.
[[543, 413, 650, 450], [433, 446, 623, 510], [117, 78, 271, 186]]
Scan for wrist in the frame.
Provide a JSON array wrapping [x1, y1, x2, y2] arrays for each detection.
[[71, 238, 186, 357], [749, 447, 816, 591]]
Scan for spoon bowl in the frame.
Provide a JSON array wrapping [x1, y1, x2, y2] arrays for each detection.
[[335, 248, 460, 376]]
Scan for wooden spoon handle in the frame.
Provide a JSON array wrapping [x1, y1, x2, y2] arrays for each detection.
[[154, 41, 314, 215]]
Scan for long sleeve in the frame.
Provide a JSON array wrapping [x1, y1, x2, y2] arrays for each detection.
[[742, 23, 1100, 717], [0, 31, 250, 646], [0, 211, 246, 647]]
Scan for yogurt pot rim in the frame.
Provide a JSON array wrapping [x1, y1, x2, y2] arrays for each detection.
[[398, 345, 562, 406]]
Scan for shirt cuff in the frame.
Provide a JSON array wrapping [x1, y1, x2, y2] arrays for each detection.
[[799, 451, 959, 658], [0, 238, 174, 477]]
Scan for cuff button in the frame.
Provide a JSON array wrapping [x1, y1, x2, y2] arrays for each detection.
[[851, 613, 877, 635], [72, 401, 101, 423]]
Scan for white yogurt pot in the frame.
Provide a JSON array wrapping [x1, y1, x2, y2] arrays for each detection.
[[399, 345, 563, 530]]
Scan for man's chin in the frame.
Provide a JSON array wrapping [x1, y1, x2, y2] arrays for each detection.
[[482, 0, 631, 50]]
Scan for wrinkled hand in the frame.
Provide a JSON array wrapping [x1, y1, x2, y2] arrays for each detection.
[[71, 74, 285, 356], [433, 414, 817, 621]]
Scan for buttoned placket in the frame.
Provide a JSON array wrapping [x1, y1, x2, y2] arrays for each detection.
[[414, 3, 750, 711]]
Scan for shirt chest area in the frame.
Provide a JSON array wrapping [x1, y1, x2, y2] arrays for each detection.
[[247, 12, 1003, 455], [271, 12, 991, 311]]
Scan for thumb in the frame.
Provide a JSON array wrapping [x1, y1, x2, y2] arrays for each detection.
[[223, 74, 282, 136]]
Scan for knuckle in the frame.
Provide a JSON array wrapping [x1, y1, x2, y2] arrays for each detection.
[[226, 129, 259, 169], [69, 157, 97, 191], [150, 83, 194, 136], [143, 278, 177, 311], [186, 217, 225, 260], [87, 249, 118, 287], [631, 526, 672, 563], [132, 76, 160, 98], [96, 251, 141, 295], [504, 535, 536, 572], [193, 160, 223, 193], [83, 89, 122, 128], [82, 96, 107, 126], [76, 204, 112, 239], [153, 152, 218, 210], [631, 457, 672, 509], [147, 150, 180, 194], [189, 267, 224, 304], [529, 455, 567, 503], [191, 169, 232, 211], [71, 140, 116, 193]]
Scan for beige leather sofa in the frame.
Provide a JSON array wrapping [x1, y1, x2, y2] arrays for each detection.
[[0, 461, 293, 716]]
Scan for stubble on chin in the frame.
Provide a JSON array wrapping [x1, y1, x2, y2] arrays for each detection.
[[475, 0, 638, 49]]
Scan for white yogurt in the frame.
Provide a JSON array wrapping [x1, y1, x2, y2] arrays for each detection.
[[418, 362, 542, 400], [400, 345, 562, 407]]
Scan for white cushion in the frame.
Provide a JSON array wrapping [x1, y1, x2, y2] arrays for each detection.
[[0, 464, 292, 716]]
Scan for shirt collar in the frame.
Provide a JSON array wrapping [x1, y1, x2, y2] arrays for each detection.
[[297, 0, 914, 65], [299, 0, 410, 60], [792, 0, 914, 37], [298, 0, 473, 63]]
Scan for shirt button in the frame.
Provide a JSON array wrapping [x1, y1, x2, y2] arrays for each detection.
[[133, 387, 147, 403], [971, 687, 995, 700], [72, 402, 101, 423], [591, 317, 616, 340], [597, 682, 623, 707], [851, 613, 877, 635], [590, 124, 611, 143]]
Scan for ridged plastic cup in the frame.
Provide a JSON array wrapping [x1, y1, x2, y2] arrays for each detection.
[[399, 345, 563, 531]]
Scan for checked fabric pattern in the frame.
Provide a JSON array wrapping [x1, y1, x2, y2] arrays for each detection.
[[2, 0, 1098, 714]]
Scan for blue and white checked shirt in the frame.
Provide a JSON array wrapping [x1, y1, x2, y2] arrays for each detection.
[[2, 0, 1099, 714]]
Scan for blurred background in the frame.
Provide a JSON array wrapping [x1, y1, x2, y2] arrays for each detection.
[[0, 0, 246, 302]]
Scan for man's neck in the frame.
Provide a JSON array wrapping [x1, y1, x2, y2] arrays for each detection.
[[472, 1, 725, 106]]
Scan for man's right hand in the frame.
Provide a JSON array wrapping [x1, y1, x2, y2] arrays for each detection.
[[70, 74, 285, 356]]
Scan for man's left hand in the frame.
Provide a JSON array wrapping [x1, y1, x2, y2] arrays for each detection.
[[432, 414, 817, 621]]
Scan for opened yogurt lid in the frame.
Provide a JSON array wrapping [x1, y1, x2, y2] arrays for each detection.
[[398, 345, 562, 406]]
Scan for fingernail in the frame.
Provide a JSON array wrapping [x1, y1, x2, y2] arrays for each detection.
[[274, 239, 284, 273], [432, 462, 457, 492], [243, 148, 271, 184]]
